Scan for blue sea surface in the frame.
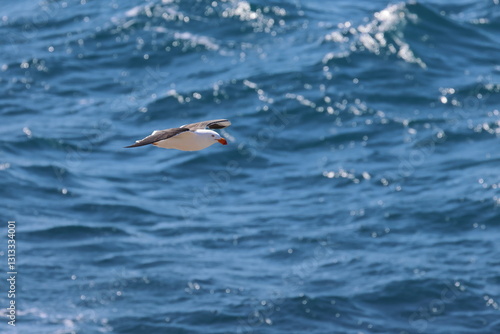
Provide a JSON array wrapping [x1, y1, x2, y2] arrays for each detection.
[[1, 0, 500, 333]]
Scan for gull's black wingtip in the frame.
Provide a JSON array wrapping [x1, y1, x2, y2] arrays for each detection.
[[124, 142, 150, 148]]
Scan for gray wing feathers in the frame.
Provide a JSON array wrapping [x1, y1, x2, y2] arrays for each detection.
[[181, 119, 231, 130], [124, 127, 189, 148]]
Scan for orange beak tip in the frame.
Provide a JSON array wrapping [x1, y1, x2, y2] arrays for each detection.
[[218, 138, 228, 145]]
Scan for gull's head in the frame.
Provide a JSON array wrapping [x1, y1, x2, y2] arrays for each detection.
[[198, 129, 227, 145], [213, 132, 227, 145]]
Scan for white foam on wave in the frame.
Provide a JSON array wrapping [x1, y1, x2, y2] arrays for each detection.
[[221, 0, 284, 33], [223, 1, 258, 21], [174, 32, 220, 51], [125, 5, 142, 18], [122, 2, 185, 22], [324, 3, 426, 68], [115, 2, 220, 51]]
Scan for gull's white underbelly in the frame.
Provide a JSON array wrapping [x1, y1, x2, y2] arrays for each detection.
[[154, 131, 215, 151]]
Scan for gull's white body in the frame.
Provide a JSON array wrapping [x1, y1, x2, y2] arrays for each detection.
[[124, 119, 230, 151], [153, 129, 222, 151]]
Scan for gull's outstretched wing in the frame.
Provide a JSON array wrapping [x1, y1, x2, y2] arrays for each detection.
[[124, 127, 189, 148], [181, 119, 231, 130]]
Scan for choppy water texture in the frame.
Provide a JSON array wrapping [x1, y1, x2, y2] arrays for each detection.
[[1, 0, 500, 333]]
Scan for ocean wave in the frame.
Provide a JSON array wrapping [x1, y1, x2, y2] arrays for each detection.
[[26, 224, 129, 240], [322, 2, 425, 67], [322, 1, 499, 71], [2, 0, 500, 333]]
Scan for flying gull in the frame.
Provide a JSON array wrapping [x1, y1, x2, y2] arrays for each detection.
[[125, 119, 231, 151]]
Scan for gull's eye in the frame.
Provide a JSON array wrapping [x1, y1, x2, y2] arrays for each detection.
[[211, 135, 215, 137]]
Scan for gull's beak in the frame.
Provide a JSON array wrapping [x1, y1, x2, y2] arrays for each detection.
[[218, 138, 228, 145]]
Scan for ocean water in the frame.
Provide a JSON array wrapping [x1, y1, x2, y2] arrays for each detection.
[[1, 0, 500, 333]]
